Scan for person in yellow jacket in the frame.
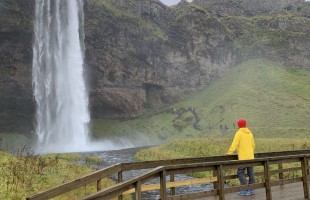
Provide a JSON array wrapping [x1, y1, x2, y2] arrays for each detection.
[[227, 119, 255, 196]]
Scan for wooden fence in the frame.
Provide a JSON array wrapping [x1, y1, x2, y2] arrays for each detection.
[[26, 149, 310, 200]]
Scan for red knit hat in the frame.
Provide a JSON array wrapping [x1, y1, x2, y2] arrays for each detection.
[[237, 119, 246, 128]]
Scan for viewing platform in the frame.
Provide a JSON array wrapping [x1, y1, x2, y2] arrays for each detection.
[[198, 182, 305, 200], [27, 149, 310, 200]]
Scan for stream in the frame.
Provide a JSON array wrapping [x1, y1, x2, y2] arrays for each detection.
[[82, 146, 214, 199]]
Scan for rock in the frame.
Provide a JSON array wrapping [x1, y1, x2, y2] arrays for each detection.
[[193, 0, 304, 16], [0, 0, 310, 133]]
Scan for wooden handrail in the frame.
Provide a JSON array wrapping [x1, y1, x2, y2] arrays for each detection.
[[82, 166, 165, 200], [26, 164, 122, 200], [26, 149, 310, 200], [83, 154, 310, 200]]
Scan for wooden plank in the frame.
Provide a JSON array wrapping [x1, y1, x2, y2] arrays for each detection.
[[255, 150, 310, 158], [213, 170, 218, 190], [122, 149, 310, 171], [224, 171, 264, 181], [166, 189, 218, 200], [170, 174, 176, 195], [135, 181, 142, 200], [84, 183, 135, 200], [278, 163, 284, 184], [217, 165, 225, 200], [271, 177, 302, 186], [96, 179, 101, 191], [301, 156, 309, 198], [222, 161, 263, 170], [82, 166, 164, 200], [121, 155, 238, 171], [269, 158, 301, 165], [167, 166, 216, 174], [194, 182, 308, 200], [270, 167, 301, 175], [160, 170, 167, 200], [26, 164, 122, 200], [224, 183, 265, 193], [264, 160, 272, 200], [223, 174, 238, 180], [123, 177, 218, 194], [209, 155, 307, 172], [27, 150, 310, 200], [118, 171, 123, 200]]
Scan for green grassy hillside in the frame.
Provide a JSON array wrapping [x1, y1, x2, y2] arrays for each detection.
[[92, 59, 310, 141]]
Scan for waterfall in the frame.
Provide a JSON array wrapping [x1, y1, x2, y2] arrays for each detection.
[[32, 0, 90, 153], [32, 0, 160, 153]]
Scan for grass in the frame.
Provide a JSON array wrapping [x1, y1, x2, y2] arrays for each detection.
[[91, 59, 310, 141], [0, 146, 117, 200], [136, 137, 310, 161], [0, 133, 33, 149], [135, 137, 310, 186], [179, 59, 310, 129], [221, 13, 310, 56], [86, 0, 168, 42], [85, 155, 104, 165]]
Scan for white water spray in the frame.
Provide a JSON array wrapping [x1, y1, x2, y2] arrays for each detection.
[[32, 0, 90, 153], [32, 0, 158, 153]]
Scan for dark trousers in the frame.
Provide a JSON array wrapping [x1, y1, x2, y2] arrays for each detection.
[[237, 166, 255, 185]]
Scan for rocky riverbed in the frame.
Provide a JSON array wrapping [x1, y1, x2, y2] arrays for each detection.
[[82, 146, 213, 199]]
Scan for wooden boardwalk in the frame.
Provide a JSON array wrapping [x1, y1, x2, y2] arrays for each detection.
[[198, 182, 307, 200], [27, 150, 310, 200]]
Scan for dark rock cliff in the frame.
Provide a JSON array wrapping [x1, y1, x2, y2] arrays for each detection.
[[193, 0, 310, 69], [0, 0, 35, 133], [193, 0, 305, 16], [84, 0, 236, 118], [0, 0, 309, 133]]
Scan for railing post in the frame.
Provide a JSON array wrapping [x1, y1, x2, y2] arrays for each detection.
[[96, 179, 101, 191], [307, 159, 310, 176], [135, 181, 142, 200], [216, 165, 225, 200], [264, 160, 272, 200], [160, 170, 167, 200], [118, 171, 123, 200], [278, 163, 284, 184], [213, 169, 218, 190], [301, 156, 309, 199], [170, 174, 176, 196]]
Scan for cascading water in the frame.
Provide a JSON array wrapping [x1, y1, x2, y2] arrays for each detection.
[[32, 0, 158, 153], [32, 0, 90, 153]]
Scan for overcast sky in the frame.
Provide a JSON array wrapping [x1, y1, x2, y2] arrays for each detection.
[[160, 0, 309, 6], [160, 0, 192, 6]]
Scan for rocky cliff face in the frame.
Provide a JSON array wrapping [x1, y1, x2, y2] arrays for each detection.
[[84, 0, 236, 118], [0, 0, 310, 133], [193, 0, 305, 16], [0, 0, 35, 133]]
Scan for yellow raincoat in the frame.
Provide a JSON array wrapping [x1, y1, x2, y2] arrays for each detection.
[[227, 127, 255, 160]]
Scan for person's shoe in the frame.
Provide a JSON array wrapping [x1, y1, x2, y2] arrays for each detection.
[[238, 190, 251, 196], [248, 189, 255, 195]]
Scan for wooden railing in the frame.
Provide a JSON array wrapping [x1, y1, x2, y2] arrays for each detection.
[[26, 149, 310, 200]]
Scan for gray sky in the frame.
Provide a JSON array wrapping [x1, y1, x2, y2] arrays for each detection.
[[160, 0, 309, 6], [160, 0, 192, 6]]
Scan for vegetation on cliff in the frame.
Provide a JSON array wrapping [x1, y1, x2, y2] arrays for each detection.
[[86, 0, 168, 42], [0, 1, 33, 32], [221, 12, 310, 63], [92, 59, 310, 141]]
